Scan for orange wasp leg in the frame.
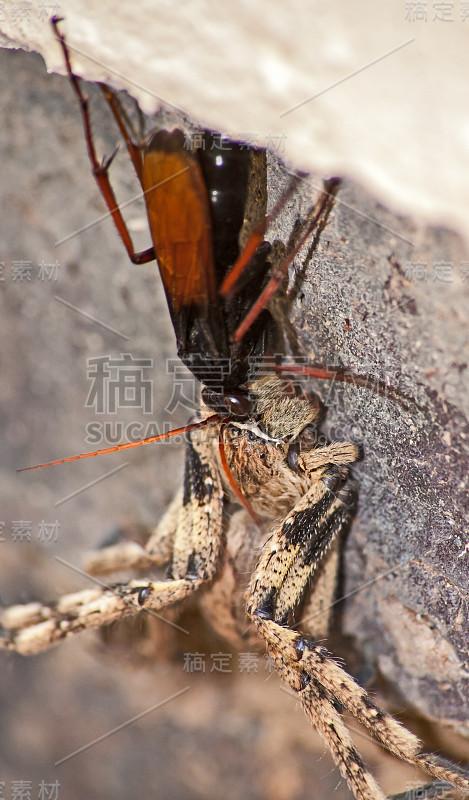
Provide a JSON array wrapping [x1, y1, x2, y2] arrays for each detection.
[[228, 178, 342, 343], [99, 84, 147, 183], [270, 364, 414, 409], [220, 175, 301, 296], [52, 16, 155, 265]]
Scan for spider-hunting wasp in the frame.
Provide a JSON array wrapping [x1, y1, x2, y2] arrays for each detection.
[[1, 17, 468, 800]]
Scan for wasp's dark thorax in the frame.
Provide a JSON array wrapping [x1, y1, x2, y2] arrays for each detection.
[[183, 134, 274, 396]]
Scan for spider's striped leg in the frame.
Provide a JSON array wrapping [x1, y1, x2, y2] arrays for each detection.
[[246, 455, 469, 799], [299, 533, 340, 639], [1, 431, 223, 656], [84, 489, 184, 576], [247, 443, 357, 628], [247, 455, 383, 800], [256, 622, 469, 799]]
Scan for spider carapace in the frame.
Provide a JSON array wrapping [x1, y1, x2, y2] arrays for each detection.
[[1, 17, 469, 800]]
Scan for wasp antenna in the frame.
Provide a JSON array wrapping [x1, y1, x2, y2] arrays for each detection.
[[18, 415, 220, 472]]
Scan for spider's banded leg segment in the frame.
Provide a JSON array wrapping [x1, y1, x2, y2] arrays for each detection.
[[1, 434, 224, 656], [248, 443, 357, 626], [270, 633, 387, 800], [85, 489, 183, 576], [247, 436, 469, 799], [255, 622, 469, 799], [301, 676, 387, 800], [169, 431, 223, 581], [299, 640, 469, 789], [299, 534, 340, 639], [254, 619, 388, 800], [84, 541, 164, 576], [293, 631, 469, 786], [0, 579, 195, 656]]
